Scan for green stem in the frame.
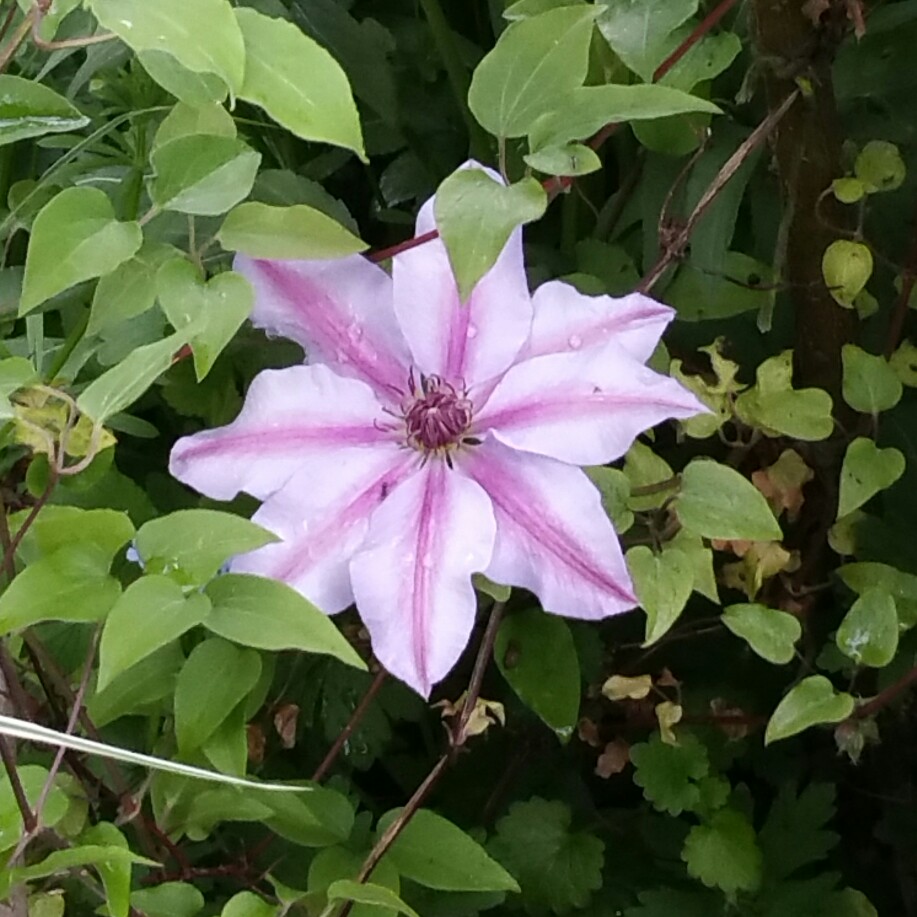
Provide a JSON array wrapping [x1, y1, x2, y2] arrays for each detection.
[[46, 308, 89, 382], [417, 0, 491, 161]]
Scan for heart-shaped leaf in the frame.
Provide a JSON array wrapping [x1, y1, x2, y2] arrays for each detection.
[[836, 587, 899, 668], [838, 437, 905, 519], [627, 545, 694, 645], [842, 345, 902, 414], [722, 603, 801, 665], [765, 676, 854, 745]]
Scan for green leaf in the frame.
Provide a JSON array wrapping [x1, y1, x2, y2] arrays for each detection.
[[77, 330, 190, 423], [135, 510, 276, 586], [10, 844, 155, 884], [131, 882, 205, 917], [0, 765, 68, 851], [855, 140, 906, 193], [327, 881, 420, 917], [597, 0, 697, 81], [468, 5, 598, 138], [823, 240, 873, 307], [722, 604, 801, 665], [627, 546, 693, 645], [153, 101, 237, 149], [585, 465, 634, 533], [734, 352, 834, 441], [258, 782, 354, 847], [13, 505, 134, 568], [87, 0, 245, 94], [174, 637, 261, 752], [838, 562, 917, 627], [156, 259, 253, 379], [682, 808, 762, 895], [309, 846, 401, 917], [138, 51, 228, 105], [487, 798, 603, 911], [529, 84, 719, 150], [836, 587, 899, 668], [833, 177, 866, 204], [0, 75, 89, 146], [204, 573, 365, 669], [20, 188, 142, 314], [838, 437, 905, 519], [220, 891, 278, 917], [494, 608, 581, 740], [379, 808, 519, 893], [630, 732, 709, 815], [677, 460, 783, 541], [434, 170, 546, 300], [89, 242, 178, 334], [234, 8, 364, 158], [217, 202, 366, 260], [758, 783, 838, 880], [97, 576, 211, 691], [0, 546, 121, 635], [150, 135, 261, 216], [80, 822, 133, 917], [765, 676, 855, 745], [523, 143, 600, 177], [842, 345, 903, 414]]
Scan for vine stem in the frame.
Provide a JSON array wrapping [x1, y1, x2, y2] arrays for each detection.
[[338, 602, 506, 917], [311, 667, 388, 783], [854, 665, 917, 720]]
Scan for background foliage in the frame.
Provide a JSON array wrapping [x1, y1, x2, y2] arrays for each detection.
[[0, 0, 915, 914]]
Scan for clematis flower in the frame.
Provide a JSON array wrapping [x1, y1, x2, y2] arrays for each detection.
[[170, 165, 704, 696]]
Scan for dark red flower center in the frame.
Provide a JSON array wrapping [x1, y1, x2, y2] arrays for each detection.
[[403, 374, 472, 452]]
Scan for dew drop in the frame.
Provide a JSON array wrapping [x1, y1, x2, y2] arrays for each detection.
[[568, 333, 583, 349], [347, 323, 364, 343], [466, 323, 479, 339]]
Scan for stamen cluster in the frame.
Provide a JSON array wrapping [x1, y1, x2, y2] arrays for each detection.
[[402, 372, 473, 453]]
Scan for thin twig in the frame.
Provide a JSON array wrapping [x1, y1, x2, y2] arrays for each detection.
[[1, 468, 59, 574], [854, 665, 917, 720], [653, 0, 740, 82], [311, 667, 387, 783], [0, 8, 34, 74], [638, 90, 800, 294], [0, 735, 34, 833]]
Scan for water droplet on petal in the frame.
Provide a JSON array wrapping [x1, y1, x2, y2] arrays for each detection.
[[466, 323, 479, 339], [348, 324, 364, 343], [568, 333, 583, 349]]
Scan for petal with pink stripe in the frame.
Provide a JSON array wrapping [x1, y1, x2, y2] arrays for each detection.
[[350, 461, 496, 697], [474, 346, 706, 466], [459, 440, 636, 620], [235, 254, 410, 399], [232, 445, 419, 614], [525, 281, 675, 362], [392, 227, 531, 390], [170, 364, 392, 501]]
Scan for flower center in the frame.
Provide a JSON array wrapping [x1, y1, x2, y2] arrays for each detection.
[[403, 373, 473, 453]]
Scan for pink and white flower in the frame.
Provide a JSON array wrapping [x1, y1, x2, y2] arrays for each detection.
[[170, 166, 704, 696]]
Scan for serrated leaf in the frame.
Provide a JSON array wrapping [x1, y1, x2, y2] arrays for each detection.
[[682, 808, 762, 895], [234, 8, 364, 158], [217, 202, 366, 260], [156, 259, 253, 379], [758, 783, 838, 880], [87, 0, 245, 94], [630, 732, 709, 815], [722, 604, 802, 665], [379, 808, 518, 893], [627, 546, 693, 645], [0, 75, 89, 146], [494, 608, 580, 740], [842, 345, 902, 414], [468, 6, 598, 138], [204, 574, 365, 669], [765, 676, 855, 745], [20, 188, 142, 314], [677, 460, 783, 541], [823, 240, 873, 307], [98, 576, 211, 691], [836, 587, 899, 667], [487, 798, 602, 911], [174, 637, 261, 752], [435, 170, 546, 300], [838, 438, 905, 518], [150, 135, 260, 216]]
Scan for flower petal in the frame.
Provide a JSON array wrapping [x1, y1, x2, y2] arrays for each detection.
[[525, 280, 675, 362], [474, 346, 706, 465], [350, 461, 496, 697], [232, 445, 418, 613], [170, 364, 392, 501], [460, 439, 636, 619], [235, 254, 409, 398], [393, 186, 532, 389]]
